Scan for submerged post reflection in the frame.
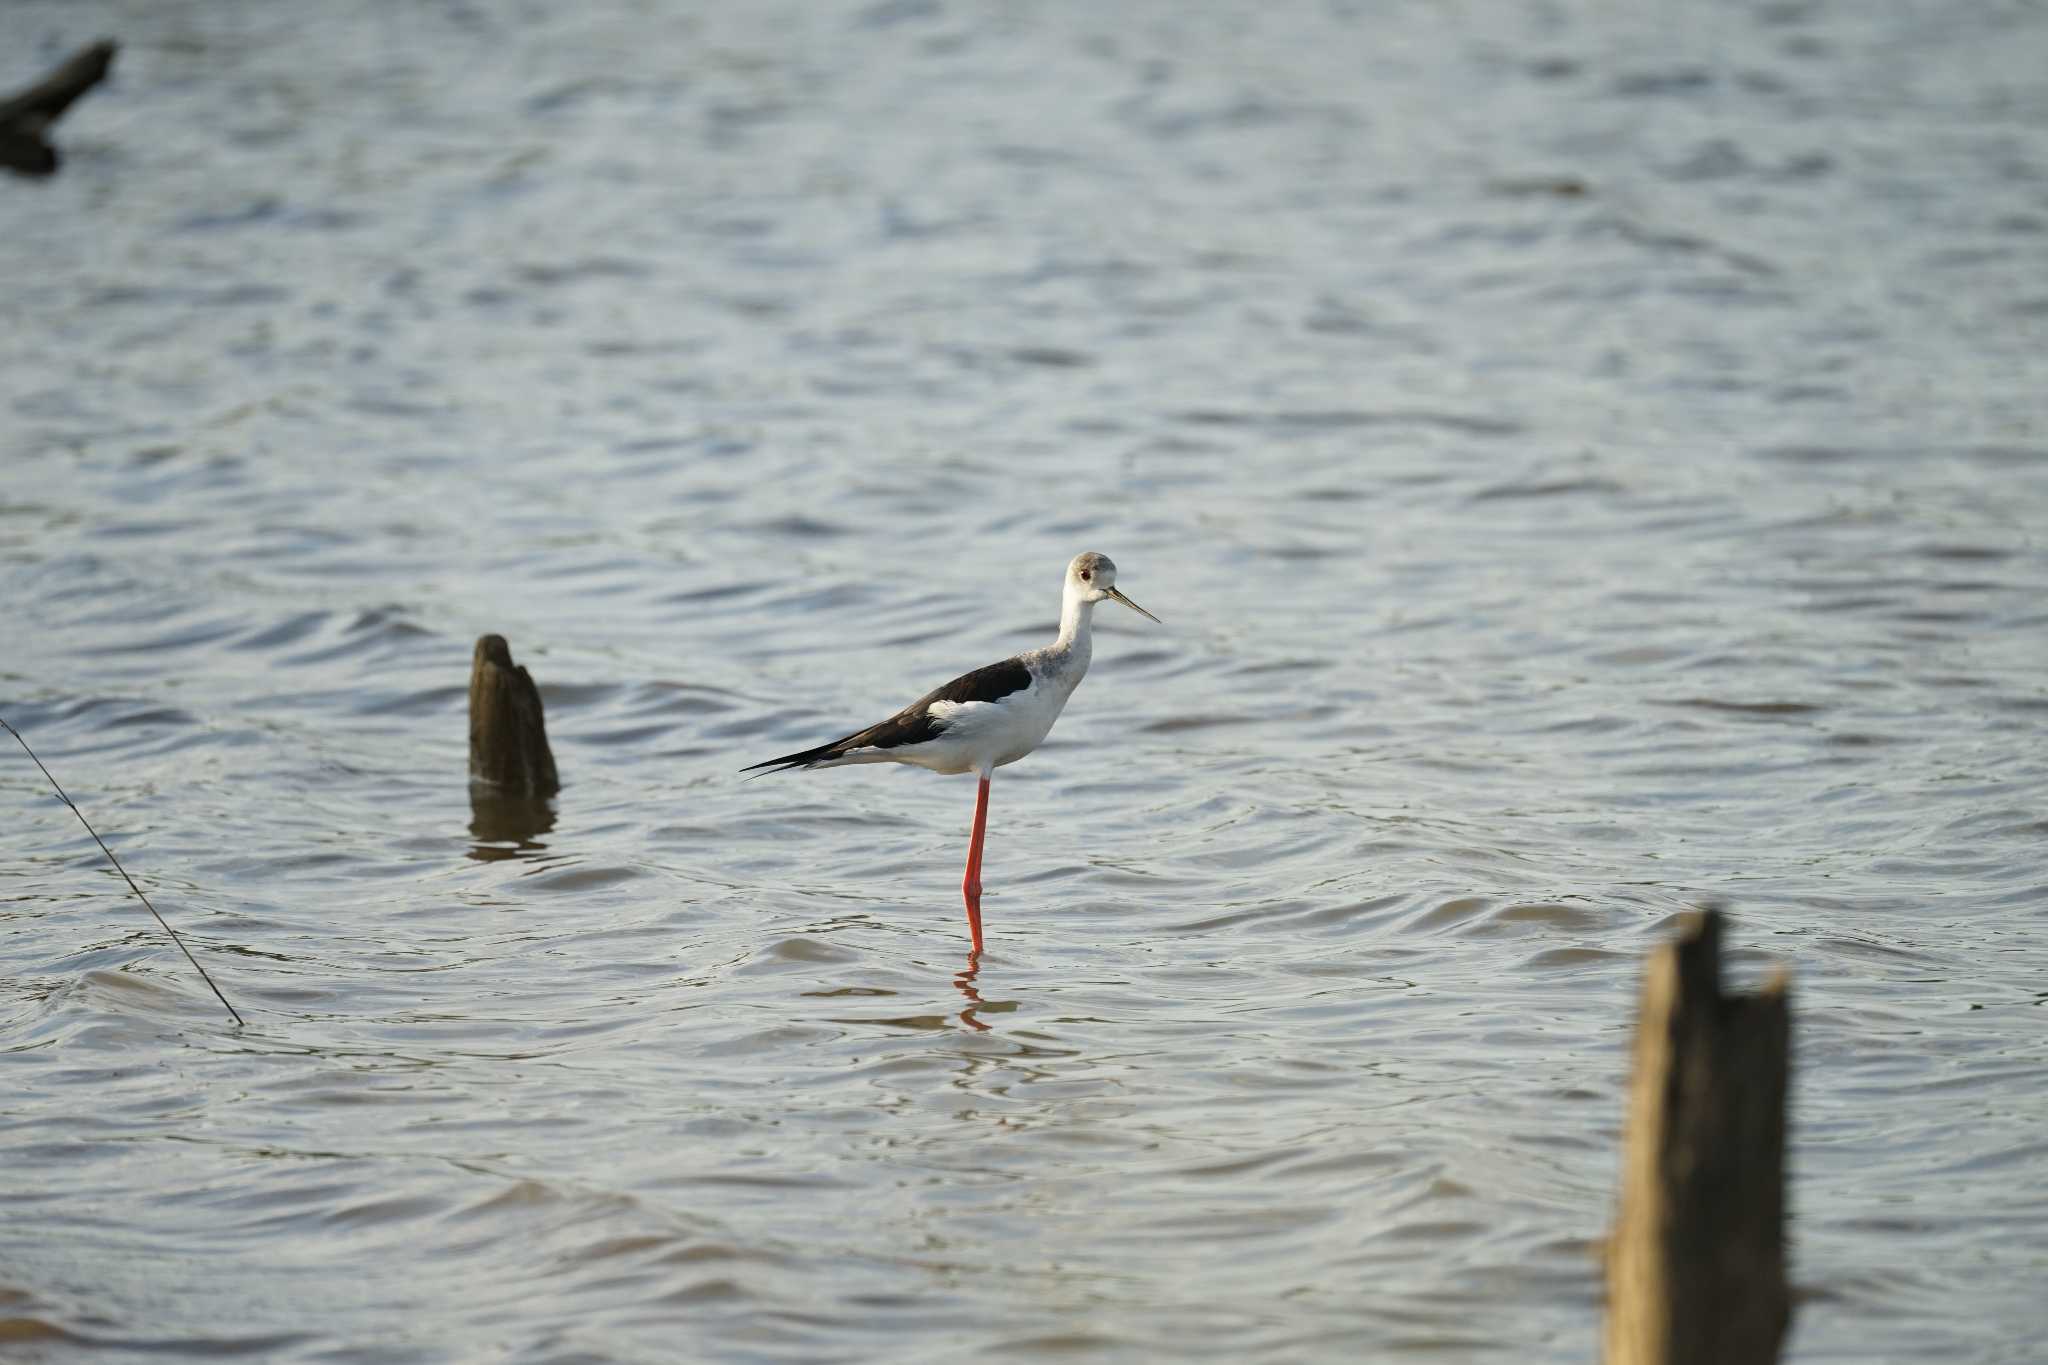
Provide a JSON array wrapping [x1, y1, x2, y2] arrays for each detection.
[[466, 787, 556, 862]]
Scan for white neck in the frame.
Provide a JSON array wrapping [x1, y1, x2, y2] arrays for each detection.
[[1056, 583, 1095, 648], [1042, 581, 1095, 683]]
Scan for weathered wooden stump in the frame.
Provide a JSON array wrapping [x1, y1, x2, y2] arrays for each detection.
[[467, 634, 559, 798], [1605, 908, 1791, 1365], [1, 40, 117, 177]]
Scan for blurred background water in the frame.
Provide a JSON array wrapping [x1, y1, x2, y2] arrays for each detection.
[[3, 1, 2046, 1360]]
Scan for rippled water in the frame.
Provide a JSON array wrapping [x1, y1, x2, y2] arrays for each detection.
[[5, 2, 2047, 1360]]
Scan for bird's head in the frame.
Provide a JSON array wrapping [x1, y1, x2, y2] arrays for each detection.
[[1067, 552, 1160, 622]]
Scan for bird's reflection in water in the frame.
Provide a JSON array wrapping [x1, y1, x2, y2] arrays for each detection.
[[466, 787, 556, 862], [953, 950, 991, 1032]]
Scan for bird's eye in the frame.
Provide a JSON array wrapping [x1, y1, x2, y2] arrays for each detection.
[[1080, 569, 1092, 581]]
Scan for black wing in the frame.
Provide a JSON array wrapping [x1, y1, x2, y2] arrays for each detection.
[[742, 657, 1032, 774]]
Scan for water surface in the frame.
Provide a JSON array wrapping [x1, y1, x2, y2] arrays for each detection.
[[4, 2, 2047, 1360]]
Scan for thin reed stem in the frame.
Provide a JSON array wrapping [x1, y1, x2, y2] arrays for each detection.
[[2, 714, 244, 1027]]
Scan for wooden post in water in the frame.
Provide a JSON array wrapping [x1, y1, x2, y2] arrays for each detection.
[[1605, 907, 1791, 1365], [467, 634, 559, 798], [1, 40, 117, 177]]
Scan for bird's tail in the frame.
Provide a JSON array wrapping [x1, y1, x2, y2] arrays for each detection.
[[739, 738, 846, 778]]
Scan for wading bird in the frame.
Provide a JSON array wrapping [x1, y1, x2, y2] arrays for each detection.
[[743, 551, 1160, 952]]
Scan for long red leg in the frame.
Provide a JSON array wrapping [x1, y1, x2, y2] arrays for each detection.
[[961, 773, 990, 953]]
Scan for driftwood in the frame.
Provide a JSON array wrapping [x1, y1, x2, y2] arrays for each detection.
[[1, 40, 116, 177], [1605, 908, 1791, 1365], [467, 634, 559, 798]]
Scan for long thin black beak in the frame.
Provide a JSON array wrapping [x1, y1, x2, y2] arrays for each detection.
[[1106, 586, 1161, 623]]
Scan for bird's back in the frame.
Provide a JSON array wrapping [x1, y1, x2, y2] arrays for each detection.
[[742, 654, 1038, 775]]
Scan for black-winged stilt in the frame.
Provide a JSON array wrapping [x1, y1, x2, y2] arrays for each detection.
[[743, 551, 1160, 952]]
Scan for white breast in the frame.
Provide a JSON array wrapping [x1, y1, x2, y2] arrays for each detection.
[[928, 674, 1073, 772]]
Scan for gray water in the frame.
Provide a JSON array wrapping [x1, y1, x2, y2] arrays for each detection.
[[4, 2, 2047, 1361]]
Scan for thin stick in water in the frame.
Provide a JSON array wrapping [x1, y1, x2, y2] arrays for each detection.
[[1, 714, 245, 1026]]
